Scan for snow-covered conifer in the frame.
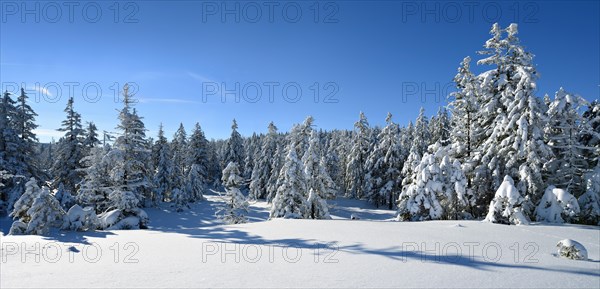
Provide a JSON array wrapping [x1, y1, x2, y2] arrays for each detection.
[[270, 141, 308, 219], [51, 97, 85, 193], [249, 122, 278, 200], [484, 175, 529, 225], [218, 162, 248, 224], [222, 119, 245, 172], [345, 112, 371, 199]]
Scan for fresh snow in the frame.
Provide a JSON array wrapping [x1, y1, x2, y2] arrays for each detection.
[[1, 191, 599, 288]]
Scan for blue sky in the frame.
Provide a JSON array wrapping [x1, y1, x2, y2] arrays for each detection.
[[1, 0, 598, 142]]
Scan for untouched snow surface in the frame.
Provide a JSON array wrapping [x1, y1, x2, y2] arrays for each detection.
[[1, 191, 599, 288]]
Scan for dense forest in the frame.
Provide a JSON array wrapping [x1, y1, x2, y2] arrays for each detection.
[[1, 23, 598, 235]]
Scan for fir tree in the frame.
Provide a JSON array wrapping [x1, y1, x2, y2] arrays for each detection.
[[51, 97, 85, 193], [249, 122, 278, 200], [222, 119, 245, 173], [218, 162, 248, 224], [345, 112, 371, 199]]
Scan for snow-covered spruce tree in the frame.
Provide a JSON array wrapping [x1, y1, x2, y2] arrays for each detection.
[[78, 145, 112, 213], [54, 183, 75, 210], [249, 122, 278, 200], [243, 133, 260, 179], [374, 113, 403, 209], [9, 177, 40, 223], [222, 119, 245, 173], [20, 187, 65, 235], [82, 122, 101, 150], [323, 131, 344, 191], [345, 112, 371, 199], [99, 189, 149, 230], [397, 147, 443, 221], [270, 139, 309, 219], [302, 131, 335, 219], [307, 188, 331, 219], [218, 162, 248, 224], [448, 56, 481, 213], [9, 178, 65, 235], [581, 100, 599, 169], [103, 84, 150, 227], [265, 141, 285, 202], [13, 88, 41, 178], [579, 164, 600, 225], [0, 170, 13, 215], [484, 175, 529, 225], [431, 107, 451, 147], [110, 88, 153, 206], [171, 187, 190, 212], [186, 164, 206, 201], [400, 141, 421, 201], [473, 23, 552, 216], [413, 107, 431, 156], [51, 97, 85, 193], [397, 143, 471, 221], [535, 185, 580, 223], [186, 123, 209, 201], [0, 91, 21, 215], [544, 88, 591, 196], [171, 123, 188, 189], [152, 124, 173, 203]]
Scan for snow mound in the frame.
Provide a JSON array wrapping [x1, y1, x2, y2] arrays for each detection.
[[557, 239, 588, 260]]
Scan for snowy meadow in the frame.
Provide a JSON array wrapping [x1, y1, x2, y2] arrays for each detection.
[[1, 3, 599, 288]]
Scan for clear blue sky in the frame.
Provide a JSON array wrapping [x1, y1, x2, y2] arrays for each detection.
[[1, 0, 598, 142]]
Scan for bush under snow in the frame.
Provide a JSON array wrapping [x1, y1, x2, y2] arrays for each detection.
[[556, 239, 588, 260], [535, 186, 580, 223], [62, 204, 100, 231], [484, 176, 529, 225]]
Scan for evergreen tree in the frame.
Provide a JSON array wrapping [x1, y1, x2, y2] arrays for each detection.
[[249, 122, 278, 200], [265, 141, 285, 202], [449, 56, 481, 211], [83, 122, 101, 150], [186, 123, 209, 200], [14, 88, 40, 178], [218, 162, 248, 224], [431, 107, 451, 146], [153, 124, 173, 203], [109, 84, 152, 208], [270, 140, 309, 219], [171, 123, 188, 188], [544, 88, 590, 196], [20, 187, 65, 235], [579, 163, 600, 225], [345, 112, 370, 199], [303, 130, 336, 201], [397, 143, 471, 221], [78, 145, 112, 213], [474, 23, 552, 216], [51, 97, 85, 193], [222, 119, 245, 173], [366, 113, 402, 209], [484, 175, 529, 225]]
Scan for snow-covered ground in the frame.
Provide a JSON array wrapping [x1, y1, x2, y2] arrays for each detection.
[[1, 191, 599, 288]]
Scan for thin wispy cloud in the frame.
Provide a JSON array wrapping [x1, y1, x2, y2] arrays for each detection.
[[187, 71, 216, 83], [28, 85, 53, 97]]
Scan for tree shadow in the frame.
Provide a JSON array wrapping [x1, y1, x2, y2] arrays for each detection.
[[337, 243, 600, 277], [42, 229, 116, 246]]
